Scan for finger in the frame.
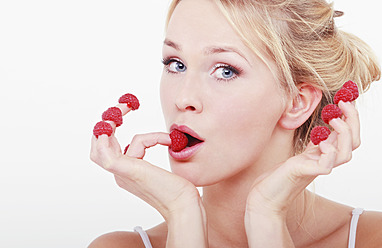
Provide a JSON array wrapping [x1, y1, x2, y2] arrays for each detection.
[[325, 130, 338, 148], [116, 103, 133, 116], [89, 134, 114, 169], [127, 132, 171, 159], [317, 139, 337, 174], [328, 118, 353, 165], [101, 103, 134, 133], [338, 100, 361, 149], [90, 135, 98, 162]]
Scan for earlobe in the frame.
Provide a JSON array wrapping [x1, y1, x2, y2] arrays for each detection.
[[279, 83, 322, 130]]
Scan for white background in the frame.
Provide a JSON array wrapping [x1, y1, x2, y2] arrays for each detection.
[[0, 0, 381, 247]]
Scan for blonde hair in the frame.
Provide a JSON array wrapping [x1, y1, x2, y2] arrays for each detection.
[[165, 0, 381, 154]]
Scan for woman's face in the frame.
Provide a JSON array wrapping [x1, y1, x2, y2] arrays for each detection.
[[160, 0, 286, 186]]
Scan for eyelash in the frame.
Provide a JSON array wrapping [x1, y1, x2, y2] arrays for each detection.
[[161, 56, 243, 82], [212, 64, 242, 82], [161, 57, 182, 74]]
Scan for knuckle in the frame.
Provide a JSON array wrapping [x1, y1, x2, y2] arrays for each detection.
[[353, 139, 361, 150], [322, 167, 332, 175], [89, 152, 97, 163], [346, 153, 352, 162], [338, 153, 352, 165], [114, 175, 125, 188], [131, 134, 144, 144]]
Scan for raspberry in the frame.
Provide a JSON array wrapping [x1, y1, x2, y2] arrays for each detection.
[[310, 126, 331, 145], [333, 88, 353, 104], [119, 93, 140, 110], [93, 121, 113, 138], [342, 80, 359, 101], [102, 107, 123, 127], [123, 144, 130, 155], [169, 130, 188, 152], [321, 104, 342, 124]]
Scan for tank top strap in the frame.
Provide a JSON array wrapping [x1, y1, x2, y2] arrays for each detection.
[[348, 208, 364, 248], [134, 226, 153, 248]]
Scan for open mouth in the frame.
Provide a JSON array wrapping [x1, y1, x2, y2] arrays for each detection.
[[184, 132, 204, 148], [169, 124, 205, 155], [169, 125, 204, 159]]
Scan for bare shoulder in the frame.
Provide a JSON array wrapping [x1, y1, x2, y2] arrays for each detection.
[[87, 231, 143, 248], [87, 223, 168, 248], [356, 210, 382, 248]]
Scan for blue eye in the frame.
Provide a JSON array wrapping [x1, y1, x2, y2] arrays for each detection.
[[220, 68, 234, 79], [172, 61, 186, 72], [162, 58, 186, 73], [211, 64, 240, 81]]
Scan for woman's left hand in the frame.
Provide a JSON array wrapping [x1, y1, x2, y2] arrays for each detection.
[[245, 101, 360, 246]]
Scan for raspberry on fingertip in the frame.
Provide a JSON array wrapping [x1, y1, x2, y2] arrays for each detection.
[[119, 93, 140, 110], [102, 107, 123, 127], [169, 130, 188, 152], [93, 121, 113, 138], [342, 80, 359, 101], [321, 104, 343, 124], [333, 88, 353, 104], [310, 126, 331, 145]]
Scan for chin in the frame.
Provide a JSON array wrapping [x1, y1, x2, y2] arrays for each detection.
[[169, 162, 213, 187], [169, 160, 234, 187]]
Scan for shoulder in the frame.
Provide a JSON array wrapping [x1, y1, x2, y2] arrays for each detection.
[[87, 231, 143, 248], [87, 223, 168, 248], [356, 210, 382, 248]]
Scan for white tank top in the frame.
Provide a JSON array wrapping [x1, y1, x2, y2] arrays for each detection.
[[134, 208, 364, 248]]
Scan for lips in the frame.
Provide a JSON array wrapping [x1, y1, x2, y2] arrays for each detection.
[[183, 132, 203, 148], [169, 124, 204, 160]]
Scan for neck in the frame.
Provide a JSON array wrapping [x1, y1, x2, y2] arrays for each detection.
[[200, 127, 321, 247], [201, 130, 313, 247], [202, 180, 316, 247]]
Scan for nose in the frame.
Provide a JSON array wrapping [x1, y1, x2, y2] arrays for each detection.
[[175, 73, 203, 113]]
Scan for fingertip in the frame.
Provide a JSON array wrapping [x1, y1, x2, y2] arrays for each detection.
[[116, 103, 132, 116], [328, 117, 342, 128], [338, 100, 356, 115], [104, 120, 117, 130]]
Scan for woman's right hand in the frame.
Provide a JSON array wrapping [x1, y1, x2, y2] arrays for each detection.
[[90, 103, 208, 247], [90, 104, 200, 220]]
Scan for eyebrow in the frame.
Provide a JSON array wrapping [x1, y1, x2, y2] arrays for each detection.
[[163, 38, 250, 64]]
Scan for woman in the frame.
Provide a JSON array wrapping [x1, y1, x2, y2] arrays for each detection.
[[89, 0, 381, 247]]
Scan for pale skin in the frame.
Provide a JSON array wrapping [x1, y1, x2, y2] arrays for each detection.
[[89, 0, 382, 247]]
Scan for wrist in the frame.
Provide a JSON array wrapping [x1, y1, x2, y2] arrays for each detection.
[[244, 210, 294, 248], [165, 199, 208, 248]]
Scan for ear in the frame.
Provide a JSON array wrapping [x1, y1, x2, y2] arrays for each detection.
[[279, 83, 322, 130]]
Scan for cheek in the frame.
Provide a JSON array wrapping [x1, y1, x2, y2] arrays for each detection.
[[160, 76, 173, 126], [212, 91, 285, 160]]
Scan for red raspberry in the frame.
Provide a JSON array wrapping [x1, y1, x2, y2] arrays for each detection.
[[342, 80, 359, 101], [119, 93, 140, 110], [123, 144, 130, 155], [169, 130, 188, 152], [333, 88, 353, 104], [93, 121, 113, 138], [310, 126, 331, 145], [102, 107, 123, 127], [321, 104, 342, 124]]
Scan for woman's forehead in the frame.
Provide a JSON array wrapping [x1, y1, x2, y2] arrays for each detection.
[[165, 0, 257, 60]]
